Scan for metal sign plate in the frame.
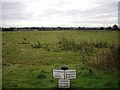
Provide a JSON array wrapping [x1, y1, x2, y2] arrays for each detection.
[[65, 70, 76, 79], [53, 69, 64, 79], [58, 79, 70, 88]]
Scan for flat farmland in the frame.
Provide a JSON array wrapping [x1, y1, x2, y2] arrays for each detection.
[[2, 30, 119, 88]]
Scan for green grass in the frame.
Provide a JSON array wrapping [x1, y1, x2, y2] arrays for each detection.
[[2, 30, 119, 88]]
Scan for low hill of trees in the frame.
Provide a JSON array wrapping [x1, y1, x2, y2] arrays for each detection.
[[1, 24, 119, 31]]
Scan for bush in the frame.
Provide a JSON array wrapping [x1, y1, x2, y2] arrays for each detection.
[[31, 41, 42, 48], [57, 36, 119, 71], [58, 36, 77, 50], [92, 47, 119, 71], [94, 41, 110, 48], [58, 37, 95, 54]]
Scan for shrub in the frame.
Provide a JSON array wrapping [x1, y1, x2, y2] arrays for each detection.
[[94, 41, 110, 48], [57, 36, 118, 71], [58, 36, 77, 50], [31, 41, 42, 48], [92, 47, 119, 71]]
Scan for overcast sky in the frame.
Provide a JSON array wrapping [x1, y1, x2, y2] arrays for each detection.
[[1, 0, 119, 27]]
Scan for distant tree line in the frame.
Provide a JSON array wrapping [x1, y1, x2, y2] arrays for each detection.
[[1, 24, 119, 31]]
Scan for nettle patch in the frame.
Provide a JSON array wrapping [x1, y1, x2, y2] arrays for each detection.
[[30, 36, 119, 71]]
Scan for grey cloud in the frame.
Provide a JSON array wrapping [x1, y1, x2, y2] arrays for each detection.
[[62, 2, 118, 24], [73, 18, 117, 24], [38, 2, 118, 20], [1, 1, 118, 27], [64, 2, 117, 17], [34, 2, 118, 26], [2, 2, 32, 20], [36, 1, 71, 18], [37, 9, 64, 18]]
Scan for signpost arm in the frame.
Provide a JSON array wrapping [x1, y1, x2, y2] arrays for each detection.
[[64, 70, 65, 79]]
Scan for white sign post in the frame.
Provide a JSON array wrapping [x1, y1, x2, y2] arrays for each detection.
[[65, 70, 76, 79], [58, 79, 70, 88], [53, 69, 64, 79], [53, 65, 76, 88]]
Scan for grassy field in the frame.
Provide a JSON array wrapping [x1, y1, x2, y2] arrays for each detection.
[[2, 30, 119, 88]]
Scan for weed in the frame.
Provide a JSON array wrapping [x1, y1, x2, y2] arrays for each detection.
[[18, 42, 22, 44], [23, 38, 26, 40], [31, 41, 42, 48], [94, 41, 110, 48], [58, 36, 77, 51], [92, 47, 119, 71], [2, 43, 5, 45]]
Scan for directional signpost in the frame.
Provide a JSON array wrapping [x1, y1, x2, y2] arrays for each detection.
[[58, 79, 70, 88], [53, 65, 76, 88], [65, 70, 76, 79], [53, 69, 64, 79]]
